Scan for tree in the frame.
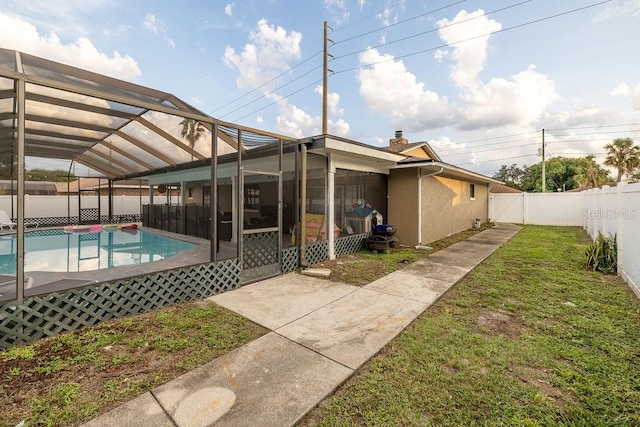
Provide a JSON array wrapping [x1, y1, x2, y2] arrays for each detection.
[[492, 163, 527, 190], [604, 137, 640, 182], [575, 156, 611, 189], [179, 118, 205, 149], [0, 153, 17, 180], [26, 169, 76, 182], [521, 157, 611, 192]]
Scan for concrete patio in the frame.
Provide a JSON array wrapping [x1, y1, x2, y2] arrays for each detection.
[[82, 223, 522, 427]]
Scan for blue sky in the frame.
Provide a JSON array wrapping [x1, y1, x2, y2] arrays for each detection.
[[1, 0, 639, 178]]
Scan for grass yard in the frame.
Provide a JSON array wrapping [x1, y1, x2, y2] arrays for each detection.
[[301, 226, 640, 426], [0, 224, 490, 427], [0, 300, 267, 427], [314, 222, 494, 286]]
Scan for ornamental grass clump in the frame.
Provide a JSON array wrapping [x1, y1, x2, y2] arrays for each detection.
[[585, 233, 617, 274]]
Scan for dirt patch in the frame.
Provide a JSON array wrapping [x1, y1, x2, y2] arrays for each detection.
[[510, 366, 576, 409], [477, 310, 527, 338]]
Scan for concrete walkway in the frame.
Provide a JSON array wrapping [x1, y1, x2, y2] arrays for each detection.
[[82, 223, 521, 427]]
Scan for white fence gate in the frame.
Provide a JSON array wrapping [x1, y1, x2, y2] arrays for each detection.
[[489, 183, 640, 296]]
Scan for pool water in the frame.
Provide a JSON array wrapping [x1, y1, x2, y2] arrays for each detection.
[[0, 229, 196, 274]]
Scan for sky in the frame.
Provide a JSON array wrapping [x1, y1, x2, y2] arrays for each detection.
[[1, 0, 639, 181]]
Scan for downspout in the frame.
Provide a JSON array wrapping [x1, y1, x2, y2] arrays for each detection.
[[488, 184, 493, 222], [300, 142, 308, 266], [417, 167, 443, 245], [67, 161, 73, 226]]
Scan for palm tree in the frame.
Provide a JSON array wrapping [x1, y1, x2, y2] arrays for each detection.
[[179, 118, 205, 149], [576, 155, 612, 189], [604, 138, 640, 182]]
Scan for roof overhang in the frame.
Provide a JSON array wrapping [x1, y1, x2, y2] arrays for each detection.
[[306, 135, 406, 174], [392, 161, 502, 185]]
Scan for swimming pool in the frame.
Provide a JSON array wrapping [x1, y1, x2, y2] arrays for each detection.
[[0, 229, 196, 274]]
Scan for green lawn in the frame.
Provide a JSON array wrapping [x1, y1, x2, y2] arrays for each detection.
[[301, 226, 640, 426], [0, 301, 267, 427]]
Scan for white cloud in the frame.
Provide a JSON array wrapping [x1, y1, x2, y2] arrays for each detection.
[[142, 13, 175, 48], [433, 49, 448, 62], [256, 116, 264, 123], [537, 100, 621, 129], [437, 10, 558, 129], [378, 6, 397, 26], [460, 65, 559, 129], [610, 82, 640, 112], [632, 83, 640, 111], [225, 3, 234, 17], [356, 48, 457, 131], [436, 9, 502, 89], [266, 92, 349, 138], [429, 135, 466, 152], [0, 0, 111, 37], [314, 85, 344, 115], [325, 0, 350, 25], [596, 0, 640, 20], [223, 18, 302, 89], [611, 83, 630, 96], [0, 12, 141, 80]]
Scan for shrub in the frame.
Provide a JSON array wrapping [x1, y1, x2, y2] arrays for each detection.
[[585, 233, 617, 274]]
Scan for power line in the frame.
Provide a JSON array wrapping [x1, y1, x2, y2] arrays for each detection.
[[546, 129, 640, 137], [213, 1, 469, 119], [220, 64, 323, 119], [333, 0, 532, 60], [544, 122, 640, 132], [210, 50, 323, 115], [233, 78, 324, 122], [332, 1, 408, 34], [457, 153, 538, 166], [333, 0, 468, 44], [443, 131, 534, 145], [332, 0, 612, 75], [218, 0, 612, 127], [443, 142, 538, 156], [437, 137, 536, 153], [212, 0, 519, 121]]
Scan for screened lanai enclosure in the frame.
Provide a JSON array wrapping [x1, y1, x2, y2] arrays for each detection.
[[0, 49, 377, 349]]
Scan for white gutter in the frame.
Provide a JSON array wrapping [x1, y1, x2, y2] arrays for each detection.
[[392, 161, 501, 185], [417, 167, 443, 245]]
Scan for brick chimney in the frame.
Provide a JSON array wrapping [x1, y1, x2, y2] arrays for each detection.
[[389, 130, 408, 149]]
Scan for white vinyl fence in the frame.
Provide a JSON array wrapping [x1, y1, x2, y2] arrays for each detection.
[[489, 183, 640, 296], [0, 195, 173, 220], [489, 192, 585, 226]]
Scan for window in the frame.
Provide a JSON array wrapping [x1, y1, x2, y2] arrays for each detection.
[[245, 184, 260, 210], [470, 183, 475, 200]]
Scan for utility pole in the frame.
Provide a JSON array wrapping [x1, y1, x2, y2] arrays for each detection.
[[541, 128, 546, 193], [322, 21, 333, 135]]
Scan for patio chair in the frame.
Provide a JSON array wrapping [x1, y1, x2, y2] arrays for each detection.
[[0, 210, 39, 230]]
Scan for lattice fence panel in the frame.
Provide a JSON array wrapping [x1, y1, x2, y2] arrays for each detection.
[[79, 208, 100, 224], [243, 231, 279, 269], [282, 247, 299, 273], [23, 229, 68, 238], [335, 232, 371, 257], [303, 240, 329, 266], [0, 258, 240, 350], [29, 217, 77, 227], [100, 214, 142, 224], [10, 214, 143, 228]]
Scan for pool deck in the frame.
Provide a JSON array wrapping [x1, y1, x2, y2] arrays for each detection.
[[0, 226, 228, 303]]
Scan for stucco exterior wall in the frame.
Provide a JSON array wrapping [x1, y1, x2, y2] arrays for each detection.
[[388, 169, 419, 246], [421, 176, 488, 244]]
